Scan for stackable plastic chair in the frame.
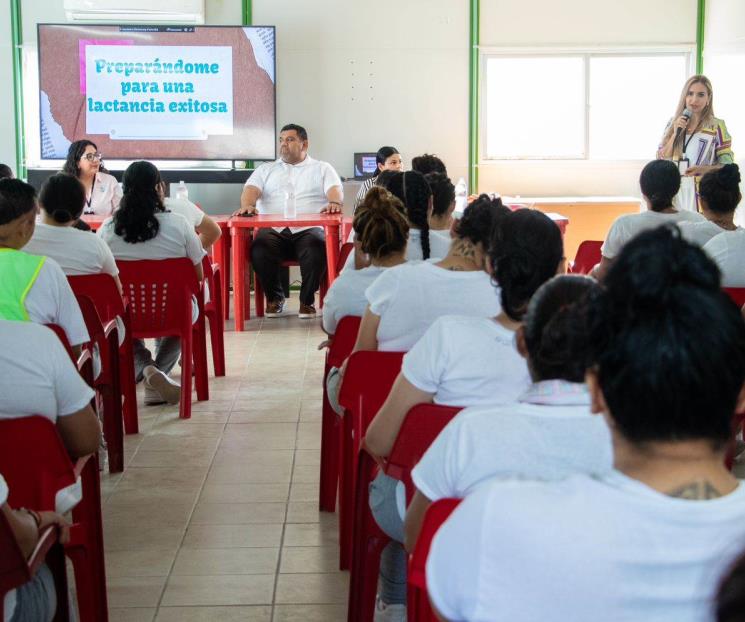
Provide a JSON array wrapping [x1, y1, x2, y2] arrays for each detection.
[[68, 274, 139, 434], [254, 260, 329, 317], [568, 240, 603, 275], [347, 404, 461, 622], [116, 258, 209, 419], [724, 287, 745, 307], [0, 416, 108, 622], [319, 315, 362, 512], [336, 350, 405, 569], [408, 498, 462, 622], [74, 294, 124, 473], [202, 256, 226, 376]]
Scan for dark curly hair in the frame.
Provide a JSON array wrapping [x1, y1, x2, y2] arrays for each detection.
[[489, 209, 564, 321], [425, 172, 455, 218], [62, 140, 109, 177], [354, 187, 409, 259], [0, 178, 36, 226], [39, 173, 86, 224], [114, 161, 166, 244], [411, 153, 447, 176], [386, 171, 432, 259], [454, 194, 508, 247], [699, 163, 742, 215]]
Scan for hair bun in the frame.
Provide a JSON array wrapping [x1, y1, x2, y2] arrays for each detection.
[[51, 208, 72, 224], [717, 163, 741, 190]]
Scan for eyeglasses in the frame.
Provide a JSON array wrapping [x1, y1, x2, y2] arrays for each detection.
[[81, 153, 103, 162]]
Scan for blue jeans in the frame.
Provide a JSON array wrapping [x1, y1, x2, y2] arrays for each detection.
[[11, 564, 56, 622], [369, 472, 406, 605]]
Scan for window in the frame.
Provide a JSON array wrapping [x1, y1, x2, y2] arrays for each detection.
[[483, 51, 691, 161]]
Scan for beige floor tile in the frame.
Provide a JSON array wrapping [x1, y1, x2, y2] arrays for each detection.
[[191, 399, 237, 413], [106, 548, 178, 577], [293, 450, 321, 466], [283, 522, 339, 547], [177, 411, 231, 424], [104, 523, 187, 552], [274, 572, 349, 604], [128, 448, 216, 468], [272, 604, 347, 622], [182, 523, 283, 549], [206, 462, 293, 485], [289, 482, 320, 503], [279, 546, 340, 574], [198, 482, 289, 503], [286, 502, 324, 524], [146, 421, 227, 437], [115, 467, 207, 490], [104, 486, 201, 506], [190, 502, 286, 525], [172, 547, 279, 575], [291, 464, 320, 484], [103, 502, 194, 526], [229, 409, 300, 423], [107, 575, 168, 608], [109, 608, 157, 622], [137, 434, 220, 452], [161, 574, 275, 606], [155, 606, 272, 622]]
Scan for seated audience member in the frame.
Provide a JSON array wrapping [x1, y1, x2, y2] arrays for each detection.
[[322, 188, 408, 336], [1, 471, 72, 622], [354, 195, 503, 353], [404, 275, 612, 552], [680, 164, 741, 246], [0, 179, 89, 354], [0, 163, 13, 179], [594, 159, 704, 279], [364, 207, 563, 619], [716, 549, 745, 622], [411, 153, 447, 176], [353, 146, 403, 211], [0, 319, 100, 460], [160, 182, 222, 250], [23, 173, 122, 293], [425, 172, 456, 250], [98, 161, 205, 405], [428, 225, 745, 622], [62, 140, 122, 216]]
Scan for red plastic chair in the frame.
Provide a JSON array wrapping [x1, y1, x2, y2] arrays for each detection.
[[408, 498, 462, 622], [724, 287, 745, 307], [0, 510, 63, 622], [254, 260, 329, 317], [202, 256, 226, 377], [68, 274, 139, 434], [348, 404, 461, 622], [74, 294, 124, 473], [337, 350, 405, 569], [319, 316, 362, 512], [116, 258, 209, 419], [568, 240, 603, 275], [337, 242, 354, 275], [0, 416, 108, 622]]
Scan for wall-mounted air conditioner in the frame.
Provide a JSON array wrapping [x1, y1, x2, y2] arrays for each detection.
[[64, 0, 205, 24]]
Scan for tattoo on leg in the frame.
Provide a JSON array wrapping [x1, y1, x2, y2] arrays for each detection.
[[667, 480, 723, 500]]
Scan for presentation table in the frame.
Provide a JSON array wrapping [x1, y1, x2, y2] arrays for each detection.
[[229, 213, 343, 332]]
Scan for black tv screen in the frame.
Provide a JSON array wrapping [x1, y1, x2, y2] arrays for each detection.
[[38, 24, 276, 161]]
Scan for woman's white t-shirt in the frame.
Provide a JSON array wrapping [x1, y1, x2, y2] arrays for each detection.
[[84, 171, 122, 216], [23, 223, 118, 277], [164, 197, 205, 228], [402, 315, 530, 406], [406, 229, 451, 262], [322, 265, 386, 334], [602, 210, 704, 259], [678, 220, 735, 247], [703, 229, 745, 287], [365, 262, 500, 351], [428, 472, 745, 622]]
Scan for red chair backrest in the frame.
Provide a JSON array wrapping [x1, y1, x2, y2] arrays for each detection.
[[45, 323, 75, 361], [0, 417, 78, 511], [116, 258, 200, 336], [327, 316, 362, 368], [724, 288, 745, 307], [337, 242, 354, 273], [0, 509, 28, 586], [569, 240, 603, 275], [408, 498, 462, 592], [67, 273, 126, 325], [385, 404, 462, 503]]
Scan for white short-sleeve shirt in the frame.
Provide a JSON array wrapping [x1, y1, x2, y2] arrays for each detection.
[[164, 197, 205, 228], [84, 171, 122, 216], [365, 262, 500, 351], [98, 212, 205, 265], [0, 319, 94, 421], [402, 315, 530, 406], [322, 265, 386, 334], [1, 473, 16, 622], [245, 156, 342, 233], [703, 229, 745, 287], [411, 381, 612, 503], [23, 223, 118, 277], [428, 472, 745, 622], [602, 210, 704, 259], [341, 227, 451, 272], [678, 220, 735, 247]]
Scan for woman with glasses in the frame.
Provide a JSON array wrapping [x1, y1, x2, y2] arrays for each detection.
[[62, 140, 122, 216]]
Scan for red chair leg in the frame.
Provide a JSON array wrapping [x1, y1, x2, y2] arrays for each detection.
[[254, 270, 265, 317], [338, 411, 355, 570], [120, 319, 139, 435], [194, 320, 209, 402], [180, 333, 193, 419], [319, 374, 340, 512], [207, 311, 226, 377], [100, 385, 123, 473], [47, 543, 70, 622]]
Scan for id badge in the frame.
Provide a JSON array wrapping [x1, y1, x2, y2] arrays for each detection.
[[678, 158, 690, 175]]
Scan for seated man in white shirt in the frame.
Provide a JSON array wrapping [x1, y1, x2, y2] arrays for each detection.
[[428, 226, 745, 622], [233, 124, 343, 319]]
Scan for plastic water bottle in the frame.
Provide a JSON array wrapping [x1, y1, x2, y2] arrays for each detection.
[[176, 180, 188, 201], [284, 181, 296, 219], [454, 177, 467, 214]]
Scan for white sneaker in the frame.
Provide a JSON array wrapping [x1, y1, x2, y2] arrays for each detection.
[[144, 367, 181, 405], [374, 596, 407, 622]]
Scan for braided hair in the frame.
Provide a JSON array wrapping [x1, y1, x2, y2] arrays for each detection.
[[386, 171, 432, 259]]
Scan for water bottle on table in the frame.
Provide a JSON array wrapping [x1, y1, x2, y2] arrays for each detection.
[[454, 177, 467, 214], [284, 181, 296, 219], [176, 180, 189, 201]]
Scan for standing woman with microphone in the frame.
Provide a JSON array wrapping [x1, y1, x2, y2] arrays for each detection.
[[658, 75, 734, 212]]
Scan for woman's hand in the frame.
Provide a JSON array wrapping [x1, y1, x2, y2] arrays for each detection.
[[38, 512, 71, 544], [672, 115, 691, 133]]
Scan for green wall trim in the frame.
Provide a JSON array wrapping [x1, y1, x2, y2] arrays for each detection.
[[468, 0, 480, 192], [10, 0, 25, 179], [696, 0, 705, 73], [242, 0, 252, 27]]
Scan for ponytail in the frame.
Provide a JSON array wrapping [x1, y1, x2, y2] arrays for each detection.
[[114, 161, 165, 244], [39, 173, 86, 224], [388, 170, 432, 259]]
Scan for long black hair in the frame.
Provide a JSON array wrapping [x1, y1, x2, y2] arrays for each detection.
[[386, 171, 432, 259], [374, 146, 399, 177], [62, 140, 109, 177], [114, 161, 166, 244]]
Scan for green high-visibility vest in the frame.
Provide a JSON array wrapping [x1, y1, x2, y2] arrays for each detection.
[[0, 248, 47, 321]]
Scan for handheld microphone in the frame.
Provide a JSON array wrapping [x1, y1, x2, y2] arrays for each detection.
[[675, 108, 692, 142]]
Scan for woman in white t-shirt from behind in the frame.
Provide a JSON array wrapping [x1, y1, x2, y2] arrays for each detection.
[[428, 226, 745, 622], [680, 164, 742, 247], [98, 161, 205, 407], [594, 159, 704, 280]]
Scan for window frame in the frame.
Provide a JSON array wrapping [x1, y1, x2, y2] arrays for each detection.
[[479, 46, 695, 162]]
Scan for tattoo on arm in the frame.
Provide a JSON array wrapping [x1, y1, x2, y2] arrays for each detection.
[[667, 480, 723, 500]]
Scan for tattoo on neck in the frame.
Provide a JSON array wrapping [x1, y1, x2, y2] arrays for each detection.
[[453, 240, 476, 259], [448, 266, 465, 271], [667, 480, 723, 500]]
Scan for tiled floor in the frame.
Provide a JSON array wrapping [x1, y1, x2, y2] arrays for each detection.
[[100, 305, 348, 621]]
